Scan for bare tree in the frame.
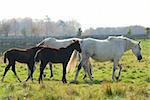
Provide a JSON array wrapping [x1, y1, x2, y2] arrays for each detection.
[[126, 28, 132, 37], [77, 28, 82, 36], [0, 17, 81, 37], [1, 20, 10, 37], [145, 27, 150, 38]]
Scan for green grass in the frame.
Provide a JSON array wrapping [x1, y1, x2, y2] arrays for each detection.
[[0, 39, 150, 99]]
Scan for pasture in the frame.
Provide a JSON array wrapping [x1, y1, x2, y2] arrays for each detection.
[[0, 39, 149, 100]]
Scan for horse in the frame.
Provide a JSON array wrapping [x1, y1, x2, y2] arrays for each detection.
[[70, 36, 142, 82], [37, 37, 82, 78], [1, 46, 43, 82], [34, 40, 82, 83]]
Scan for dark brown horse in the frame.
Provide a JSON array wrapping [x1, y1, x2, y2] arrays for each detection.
[[1, 46, 43, 82], [34, 40, 81, 83]]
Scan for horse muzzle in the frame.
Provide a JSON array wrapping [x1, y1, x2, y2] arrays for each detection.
[[137, 55, 142, 61]]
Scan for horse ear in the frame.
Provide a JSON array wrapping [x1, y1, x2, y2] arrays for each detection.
[[72, 40, 79, 43], [72, 40, 76, 43], [138, 41, 141, 44]]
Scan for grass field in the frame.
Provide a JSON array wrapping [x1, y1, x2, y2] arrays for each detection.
[[0, 39, 149, 100]]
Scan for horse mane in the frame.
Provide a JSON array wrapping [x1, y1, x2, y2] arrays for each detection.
[[59, 40, 79, 50], [107, 36, 138, 44], [107, 35, 124, 40], [36, 37, 56, 46], [36, 40, 79, 53]]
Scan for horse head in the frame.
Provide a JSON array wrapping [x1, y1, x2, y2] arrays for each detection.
[[72, 40, 81, 53], [131, 41, 142, 61]]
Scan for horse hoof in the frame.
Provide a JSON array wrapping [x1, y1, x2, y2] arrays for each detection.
[[1, 79, 4, 82], [64, 81, 67, 84], [38, 79, 41, 84], [62, 80, 67, 83], [50, 75, 53, 78], [31, 80, 34, 83], [62, 81, 67, 83], [115, 76, 119, 80], [62, 79, 67, 83], [43, 74, 46, 77], [83, 75, 87, 79]]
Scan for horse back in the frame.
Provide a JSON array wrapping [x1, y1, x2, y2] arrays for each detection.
[[36, 47, 69, 63], [83, 39, 125, 61], [5, 48, 30, 63]]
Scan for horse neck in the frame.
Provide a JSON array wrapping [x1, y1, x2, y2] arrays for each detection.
[[66, 44, 76, 55], [125, 39, 136, 51]]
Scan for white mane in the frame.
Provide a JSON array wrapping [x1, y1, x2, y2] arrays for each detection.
[[107, 36, 138, 45], [107, 35, 125, 40], [44, 37, 56, 41]]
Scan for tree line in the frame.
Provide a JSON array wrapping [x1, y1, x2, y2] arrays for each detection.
[[0, 16, 81, 37], [0, 16, 149, 38]]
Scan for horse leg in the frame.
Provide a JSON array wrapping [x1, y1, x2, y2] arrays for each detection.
[[1, 64, 11, 82], [32, 65, 36, 77], [89, 62, 93, 78], [62, 63, 67, 83], [116, 64, 122, 80], [73, 56, 88, 82], [12, 64, 22, 82], [112, 63, 116, 81], [30, 65, 35, 81], [27, 64, 36, 80], [74, 61, 83, 82], [83, 61, 93, 79], [26, 69, 31, 82], [49, 63, 53, 78], [31, 65, 36, 76], [83, 60, 89, 79], [82, 64, 87, 79], [112, 60, 119, 81], [77, 52, 82, 61], [39, 62, 47, 84], [85, 61, 93, 81], [26, 63, 34, 82]]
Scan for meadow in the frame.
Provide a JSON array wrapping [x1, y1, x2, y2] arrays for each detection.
[[0, 39, 149, 100]]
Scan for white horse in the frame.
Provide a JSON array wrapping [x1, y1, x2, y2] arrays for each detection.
[[70, 36, 142, 82], [37, 37, 82, 78]]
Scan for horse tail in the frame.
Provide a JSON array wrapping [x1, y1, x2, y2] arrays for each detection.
[[66, 50, 78, 73], [34, 50, 41, 62], [3, 51, 8, 63], [36, 40, 45, 47]]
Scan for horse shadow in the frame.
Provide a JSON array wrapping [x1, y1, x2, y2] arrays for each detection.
[[69, 78, 121, 85], [69, 79, 108, 85]]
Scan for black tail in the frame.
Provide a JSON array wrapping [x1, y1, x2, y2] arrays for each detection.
[[4, 52, 7, 63]]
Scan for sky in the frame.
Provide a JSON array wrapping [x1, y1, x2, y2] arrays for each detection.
[[0, 0, 150, 30]]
